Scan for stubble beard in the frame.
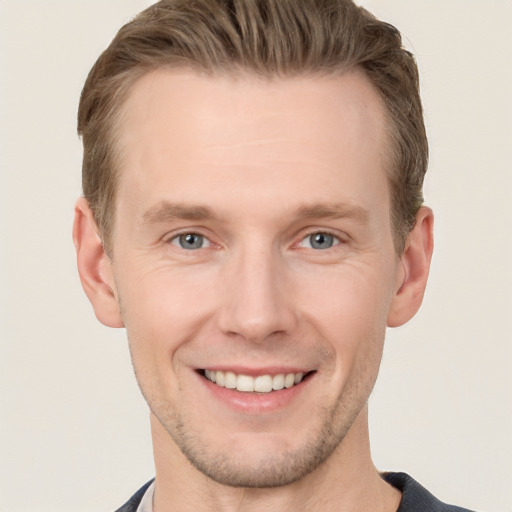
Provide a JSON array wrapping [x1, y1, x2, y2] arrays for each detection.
[[147, 382, 370, 489], [125, 317, 383, 489]]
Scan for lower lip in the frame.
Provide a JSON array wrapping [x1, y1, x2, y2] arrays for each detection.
[[197, 372, 312, 414]]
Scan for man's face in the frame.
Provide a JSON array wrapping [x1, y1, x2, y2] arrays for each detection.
[[109, 69, 403, 486]]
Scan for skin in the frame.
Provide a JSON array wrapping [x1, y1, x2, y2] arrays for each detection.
[[74, 69, 433, 511]]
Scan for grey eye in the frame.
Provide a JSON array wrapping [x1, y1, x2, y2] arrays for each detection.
[[172, 233, 209, 250], [305, 232, 336, 250]]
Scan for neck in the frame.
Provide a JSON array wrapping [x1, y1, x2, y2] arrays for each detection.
[[150, 407, 401, 512]]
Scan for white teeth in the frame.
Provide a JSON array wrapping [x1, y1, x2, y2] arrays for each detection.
[[254, 375, 273, 392], [272, 374, 285, 390], [284, 373, 295, 389], [224, 371, 237, 389], [204, 370, 307, 393], [216, 371, 225, 387], [237, 374, 255, 392]]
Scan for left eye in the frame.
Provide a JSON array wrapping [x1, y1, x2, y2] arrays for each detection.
[[170, 233, 211, 250], [299, 232, 339, 250]]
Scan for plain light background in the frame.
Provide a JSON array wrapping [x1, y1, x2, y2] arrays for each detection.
[[0, 1, 510, 511]]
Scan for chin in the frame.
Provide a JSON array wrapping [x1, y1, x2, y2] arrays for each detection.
[[156, 401, 361, 489], [179, 438, 337, 488]]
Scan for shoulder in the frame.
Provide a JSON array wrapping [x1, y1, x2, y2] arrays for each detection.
[[382, 472, 477, 512], [115, 474, 479, 512], [114, 479, 155, 512]]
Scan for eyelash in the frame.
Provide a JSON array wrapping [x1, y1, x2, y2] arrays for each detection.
[[168, 232, 212, 250], [297, 231, 343, 250], [166, 230, 344, 251]]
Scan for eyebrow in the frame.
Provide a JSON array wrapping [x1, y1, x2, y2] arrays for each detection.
[[140, 200, 369, 226], [141, 201, 217, 225], [294, 202, 369, 223]]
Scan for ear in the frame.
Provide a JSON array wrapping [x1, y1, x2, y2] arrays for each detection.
[[387, 206, 434, 328], [72, 197, 124, 328]]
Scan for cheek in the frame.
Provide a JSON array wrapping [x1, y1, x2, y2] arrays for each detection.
[[119, 262, 217, 331], [116, 264, 220, 376], [295, 261, 394, 373], [298, 259, 394, 323]]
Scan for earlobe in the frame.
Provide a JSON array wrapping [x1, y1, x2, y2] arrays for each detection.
[[387, 207, 434, 328], [72, 197, 124, 328]]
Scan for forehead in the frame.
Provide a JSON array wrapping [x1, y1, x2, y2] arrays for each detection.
[[115, 69, 390, 221]]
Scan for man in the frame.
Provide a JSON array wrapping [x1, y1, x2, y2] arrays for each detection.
[[72, 1, 474, 511]]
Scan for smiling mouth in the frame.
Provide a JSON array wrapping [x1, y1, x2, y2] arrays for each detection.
[[200, 369, 313, 393]]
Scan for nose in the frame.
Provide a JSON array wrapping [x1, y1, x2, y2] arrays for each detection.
[[217, 244, 297, 343]]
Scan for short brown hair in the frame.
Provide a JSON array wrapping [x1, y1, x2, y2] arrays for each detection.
[[78, 0, 427, 254]]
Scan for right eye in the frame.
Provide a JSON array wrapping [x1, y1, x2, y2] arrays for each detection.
[[298, 231, 341, 250], [169, 233, 212, 250]]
